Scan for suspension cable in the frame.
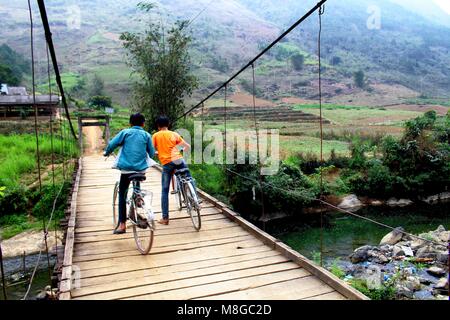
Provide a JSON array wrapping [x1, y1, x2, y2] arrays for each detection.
[[177, 0, 329, 121], [318, 4, 325, 267], [251, 63, 267, 231], [0, 243, 7, 300], [47, 43, 56, 188], [29, 0, 42, 193], [37, 0, 78, 140]]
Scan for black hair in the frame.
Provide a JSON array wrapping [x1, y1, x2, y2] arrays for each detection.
[[130, 113, 145, 127], [156, 115, 170, 128]]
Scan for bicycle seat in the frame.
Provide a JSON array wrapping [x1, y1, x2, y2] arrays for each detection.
[[174, 168, 189, 176], [129, 173, 146, 182]]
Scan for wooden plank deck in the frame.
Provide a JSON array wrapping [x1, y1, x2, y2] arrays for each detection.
[[59, 155, 368, 300]]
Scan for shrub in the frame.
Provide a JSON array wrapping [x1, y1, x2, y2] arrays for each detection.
[[291, 53, 305, 71], [0, 186, 29, 218], [31, 183, 69, 220], [353, 70, 366, 88]]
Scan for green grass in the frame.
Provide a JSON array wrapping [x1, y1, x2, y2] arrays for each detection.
[[36, 72, 83, 93], [87, 31, 109, 45], [0, 214, 42, 240], [294, 104, 422, 126], [405, 97, 450, 107], [280, 135, 350, 158], [0, 134, 79, 188], [90, 64, 134, 85]]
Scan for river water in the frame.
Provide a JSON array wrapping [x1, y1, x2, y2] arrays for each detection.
[[0, 253, 56, 300], [274, 203, 450, 265]]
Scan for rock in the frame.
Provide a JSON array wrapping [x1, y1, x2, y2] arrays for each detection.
[[410, 239, 426, 251], [380, 244, 393, 252], [426, 266, 446, 277], [413, 290, 434, 300], [380, 227, 405, 245], [435, 278, 449, 290], [393, 245, 405, 257], [370, 200, 383, 206], [420, 192, 450, 204], [36, 291, 48, 300], [434, 225, 446, 233], [338, 194, 363, 211], [416, 246, 438, 260], [439, 231, 449, 242], [1, 230, 64, 258], [404, 276, 422, 291], [350, 245, 373, 263], [395, 285, 414, 299], [401, 246, 414, 257], [436, 252, 449, 264], [386, 198, 413, 207]]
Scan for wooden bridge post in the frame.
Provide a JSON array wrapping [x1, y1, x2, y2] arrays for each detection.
[[77, 117, 83, 154], [105, 116, 110, 144]]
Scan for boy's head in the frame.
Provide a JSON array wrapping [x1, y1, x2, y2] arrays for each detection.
[[156, 115, 170, 130], [130, 113, 145, 127]]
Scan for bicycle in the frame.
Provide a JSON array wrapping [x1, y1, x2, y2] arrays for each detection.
[[109, 156, 155, 255], [173, 168, 202, 231]]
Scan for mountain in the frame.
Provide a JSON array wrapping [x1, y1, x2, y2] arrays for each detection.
[[0, 0, 449, 106]]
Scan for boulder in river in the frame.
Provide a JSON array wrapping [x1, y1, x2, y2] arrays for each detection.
[[350, 245, 373, 263], [434, 278, 449, 291], [420, 192, 450, 205], [426, 266, 446, 277], [386, 198, 413, 207], [338, 194, 363, 211], [380, 227, 404, 245]]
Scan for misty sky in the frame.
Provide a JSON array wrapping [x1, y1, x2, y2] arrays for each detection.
[[434, 0, 450, 14]]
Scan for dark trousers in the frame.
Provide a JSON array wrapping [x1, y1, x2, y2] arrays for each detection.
[[161, 160, 195, 219], [118, 173, 141, 223]]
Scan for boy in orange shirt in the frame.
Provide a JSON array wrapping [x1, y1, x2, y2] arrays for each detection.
[[152, 115, 192, 225]]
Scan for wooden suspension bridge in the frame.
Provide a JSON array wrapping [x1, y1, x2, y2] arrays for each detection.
[[56, 149, 368, 300]]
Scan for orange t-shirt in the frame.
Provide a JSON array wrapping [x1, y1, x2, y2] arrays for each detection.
[[152, 130, 184, 165]]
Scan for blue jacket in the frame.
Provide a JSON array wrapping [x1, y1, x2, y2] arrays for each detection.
[[104, 126, 155, 171]]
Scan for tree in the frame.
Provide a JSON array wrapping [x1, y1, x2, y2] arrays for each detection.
[[89, 74, 105, 97], [0, 64, 20, 85], [291, 53, 305, 71], [88, 95, 112, 110], [120, 2, 198, 130], [0, 44, 29, 85], [353, 70, 366, 88]]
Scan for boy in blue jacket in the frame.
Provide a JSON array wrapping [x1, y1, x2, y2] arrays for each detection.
[[104, 113, 155, 234]]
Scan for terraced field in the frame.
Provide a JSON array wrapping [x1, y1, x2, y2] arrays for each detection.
[[198, 105, 330, 124]]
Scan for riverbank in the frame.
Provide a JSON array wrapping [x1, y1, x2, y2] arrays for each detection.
[[342, 226, 449, 300], [275, 203, 449, 300]]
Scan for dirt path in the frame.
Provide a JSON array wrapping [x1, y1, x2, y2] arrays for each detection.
[[82, 121, 105, 156]]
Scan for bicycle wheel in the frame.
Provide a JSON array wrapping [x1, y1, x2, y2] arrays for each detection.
[[184, 182, 201, 231], [112, 181, 119, 228], [131, 201, 155, 255]]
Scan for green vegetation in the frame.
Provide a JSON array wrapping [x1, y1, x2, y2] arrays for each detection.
[[120, 2, 198, 130], [88, 96, 113, 110], [349, 278, 396, 300], [0, 134, 78, 188], [290, 53, 305, 71], [0, 44, 29, 85], [348, 111, 450, 198], [294, 104, 422, 126], [353, 70, 366, 89], [0, 124, 79, 239]]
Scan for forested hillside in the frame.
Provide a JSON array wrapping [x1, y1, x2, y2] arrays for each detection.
[[1, 0, 449, 104]]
